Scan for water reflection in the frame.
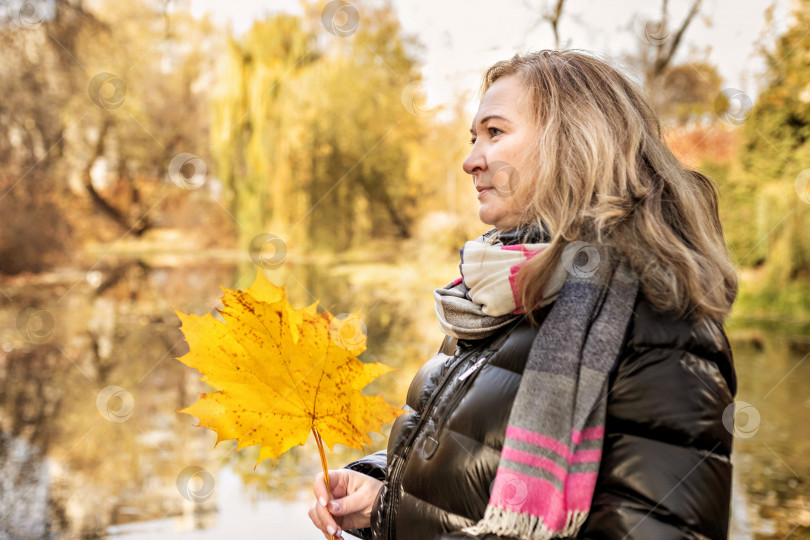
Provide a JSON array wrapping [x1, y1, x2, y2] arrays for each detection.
[[0, 253, 448, 538], [0, 432, 50, 538], [1, 254, 809, 538], [727, 331, 810, 538]]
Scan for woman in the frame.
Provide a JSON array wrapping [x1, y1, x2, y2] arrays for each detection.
[[308, 49, 738, 540]]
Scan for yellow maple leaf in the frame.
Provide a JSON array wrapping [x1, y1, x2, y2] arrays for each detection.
[[173, 268, 406, 468]]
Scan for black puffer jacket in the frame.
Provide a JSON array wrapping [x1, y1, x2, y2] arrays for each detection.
[[346, 270, 737, 540]]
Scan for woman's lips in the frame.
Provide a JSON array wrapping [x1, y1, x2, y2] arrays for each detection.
[[477, 187, 492, 199]]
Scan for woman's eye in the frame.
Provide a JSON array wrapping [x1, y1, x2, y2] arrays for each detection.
[[488, 127, 503, 137], [469, 137, 476, 145]]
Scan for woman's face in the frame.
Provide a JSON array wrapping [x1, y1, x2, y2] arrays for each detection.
[[463, 75, 534, 230]]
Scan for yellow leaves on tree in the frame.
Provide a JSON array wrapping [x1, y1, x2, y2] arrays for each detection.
[[173, 269, 406, 468]]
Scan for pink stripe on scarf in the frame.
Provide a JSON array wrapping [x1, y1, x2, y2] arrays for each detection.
[[490, 468, 565, 529], [571, 449, 602, 463], [508, 264, 523, 314], [565, 470, 600, 512], [501, 447, 567, 481], [506, 426, 570, 460], [506, 426, 603, 463], [490, 467, 599, 531], [571, 427, 605, 445], [503, 246, 545, 313], [501, 245, 534, 253]]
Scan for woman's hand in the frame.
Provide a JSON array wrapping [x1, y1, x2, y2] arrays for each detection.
[[308, 468, 383, 538]]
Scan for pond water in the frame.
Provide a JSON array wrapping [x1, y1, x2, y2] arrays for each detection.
[[0, 253, 808, 539]]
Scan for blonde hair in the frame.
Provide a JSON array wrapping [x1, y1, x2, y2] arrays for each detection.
[[480, 50, 737, 327]]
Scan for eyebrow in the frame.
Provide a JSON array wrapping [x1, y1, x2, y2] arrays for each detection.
[[469, 114, 511, 134]]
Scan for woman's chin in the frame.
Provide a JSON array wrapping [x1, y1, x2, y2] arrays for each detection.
[[479, 211, 517, 230], [478, 212, 496, 227], [478, 205, 499, 226]]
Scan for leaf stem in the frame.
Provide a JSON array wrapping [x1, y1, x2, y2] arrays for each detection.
[[313, 427, 335, 540]]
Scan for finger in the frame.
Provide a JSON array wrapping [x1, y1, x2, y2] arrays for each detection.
[[310, 500, 339, 537], [327, 492, 357, 516], [315, 494, 342, 537], [313, 471, 325, 497], [328, 474, 381, 517], [327, 469, 350, 499], [313, 472, 332, 507], [314, 469, 348, 503], [308, 501, 323, 531], [312, 472, 342, 537]]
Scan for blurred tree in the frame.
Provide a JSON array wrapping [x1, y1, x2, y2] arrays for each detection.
[[623, 0, 719, 126], [212, 1, 431, 254], [0, 0, 85, 273], [734, 0, 810, 311], [294, 2, 427, 247], [69, 0, 220, 238], [210, 14, 319, 250], [653, 60, 724, 124], [740, 0, 810, 181], [0, 0, 225, 274], [637, 0, 704, 87]]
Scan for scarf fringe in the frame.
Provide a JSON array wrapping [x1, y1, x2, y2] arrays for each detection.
[[461, 506, 589, 540]]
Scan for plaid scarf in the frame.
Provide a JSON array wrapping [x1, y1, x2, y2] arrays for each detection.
[[433, 228, 640, 539], [433, 228, 568, 340]]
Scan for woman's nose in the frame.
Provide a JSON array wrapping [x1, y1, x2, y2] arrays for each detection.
[[463, 145, 485, 175]]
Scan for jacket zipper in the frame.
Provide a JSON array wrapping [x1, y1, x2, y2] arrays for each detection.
[[457, 356, 487, 381], [433, 326, 516, 437], [383, 345, 480, 539], [382, 319, 525, 538], [431, 352, 491, 438]]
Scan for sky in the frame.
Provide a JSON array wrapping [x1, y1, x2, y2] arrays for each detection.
[[188, 0, 791, 118]]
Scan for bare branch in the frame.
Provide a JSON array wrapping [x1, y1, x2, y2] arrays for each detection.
[[82, 120, 149, 236], [519, 0, 567, 49], [542, 0, 566, 49], [653, 0, 703, 78]]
